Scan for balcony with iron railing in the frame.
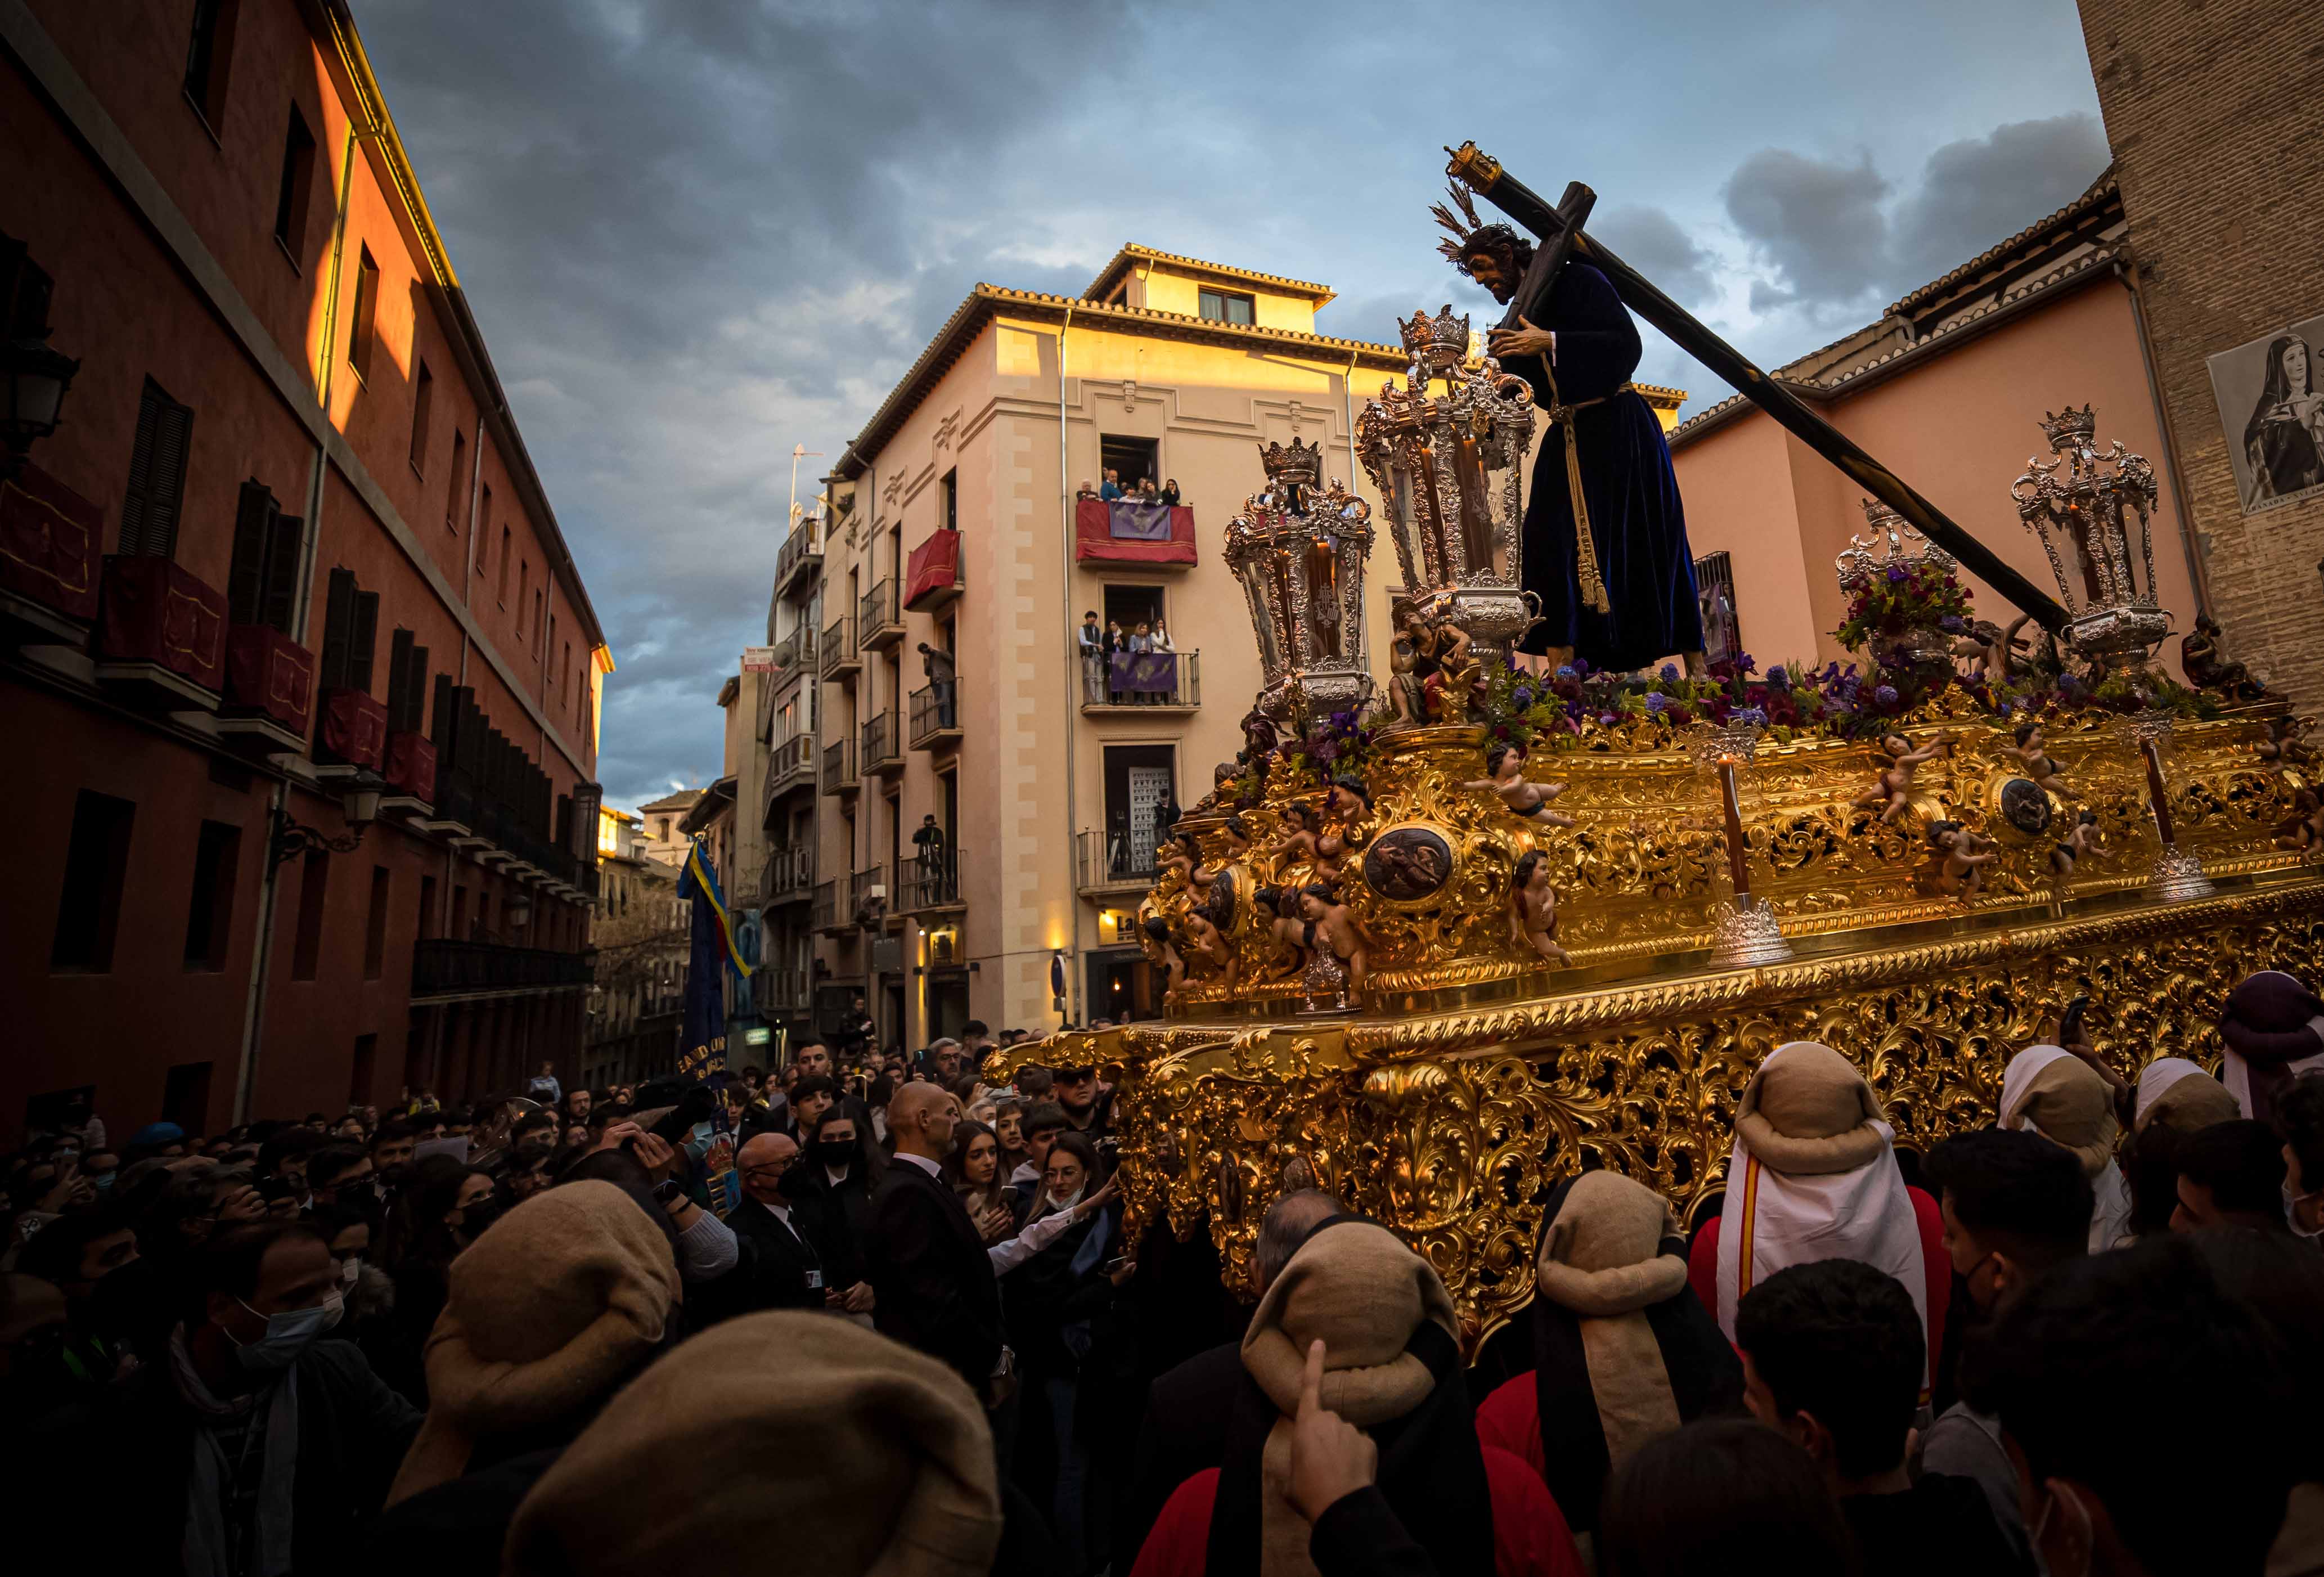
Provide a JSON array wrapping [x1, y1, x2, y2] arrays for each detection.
[[1082, 649, 1201, 713], [754, 966, 811, 1016], [772, 623, 818, 684], [858, 577, 903, 650], [413, 939, 593, 1001], [775, 517, 823, 599], [1075, 828, 1161, 895], [852, 861, 890, 924], [901, 846, 964, 913], [765, 734, 814, 815], [761, 844, 813, 906], [812, 874, 853, 934], [821, 737, 857, 796], [821, 614, 859, 680], [908, 681, 960, 750], [862, 710, 902, 776]]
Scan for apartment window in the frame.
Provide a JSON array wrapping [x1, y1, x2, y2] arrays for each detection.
[[1100, 434, 1159, 491], [940, 468, 958, 533], [226, 479, 303, 632], [291, 851, 329, 981], [384, 628, 430, 734], [183, 0, 239, 133], [418, 874, 439, 940], [561, 641, 572, 706], [347, 246, 380, 383], [318, 567, 379, 694], [477, 487, 494, 570], [517, 560, 531, 635], [363, 865, 390, 980], [182, 820, 241, 971], [532, 589, 544, 654], [119, 378, 194, 559], [1695, 550, 1741, 666], [410, 360, 433, 474], [52, 790, 135, 972], [446, 431, 466, 533], [1103, 584, 1166, 632], [349, 1034, 376, 1106], [1198, 287, 1255, 326], [548, 617, 558, 686], [496, 525, 511, 603], [273, 104, 316, 256], [1099, 744, 1175, 882]]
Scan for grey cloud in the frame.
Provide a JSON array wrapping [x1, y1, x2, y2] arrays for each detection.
[[1589, 206, 1719, 310], [1724, 148, 1894, 308], [1889, 113, 2112, 289]]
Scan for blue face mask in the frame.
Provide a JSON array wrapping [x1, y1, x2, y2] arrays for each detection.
[[91, 1171, 115, 1193], [231, 1293, 343, 1371]]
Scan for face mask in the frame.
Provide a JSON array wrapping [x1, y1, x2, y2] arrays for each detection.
[[1050, 1183, 1086, 1211], [812, 1139, 855, 1170], [459, 1199, 504, 1239], [231, 1292, 343, 1371], [339, 1255, 362, 1287], [91, 1171, 115, 1194], [2288, 1183, 2324, 1239]]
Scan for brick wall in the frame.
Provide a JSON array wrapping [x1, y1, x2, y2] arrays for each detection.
[[2076, 0, 2324, 702]]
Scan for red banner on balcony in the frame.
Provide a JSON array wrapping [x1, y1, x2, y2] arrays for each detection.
[[224, 624, 314, 735], [98, 555, 227, 692], [1074, 499, 1196, 565], [320, 686, 388, 769], [0, 461, 102, 622], [903, 527, 962, 609], [384, 728, 437, 798]]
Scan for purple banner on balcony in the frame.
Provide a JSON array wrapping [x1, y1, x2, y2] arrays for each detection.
[[1108, 651, 1179, 695], [1073, 499, 1195, 565], [1108, 500, 1175, 541]]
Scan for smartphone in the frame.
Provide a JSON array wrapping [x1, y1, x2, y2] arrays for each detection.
[[1103, 1253, 1130, 1274], [2060, 994, 2089, 1046]]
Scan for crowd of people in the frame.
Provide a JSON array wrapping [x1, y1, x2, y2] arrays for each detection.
[[1078, 470, 1183, 507], [3, 976, 2321, 1576]]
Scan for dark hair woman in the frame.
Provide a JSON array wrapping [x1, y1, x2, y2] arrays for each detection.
[[1004, 1129, 1127, 1571], [780, 1106, 882, 1308], [2244, 334, 2324, 505], [945, 1119, 1015, 1246], [374, 1153, 501, 1404]]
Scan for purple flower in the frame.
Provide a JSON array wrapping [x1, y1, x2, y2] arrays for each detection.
[[1874, 684, 1899, 706], [1886, 565, 1908, 585], [1644, 692, 1669, 715], [1736, 652, 1757, 675], [1729, 707, 1769, 727], [1660, 664, 1680, 685], [1599, 711, 1619, 725], [1940, 615, 1965, 632], [1311, 738, 1341, 763], [1572, 658, 1593, 679], [1766, 665, 1789, 689], [1512, 688, 1535, 709], [1554, 665, 1576, 681]]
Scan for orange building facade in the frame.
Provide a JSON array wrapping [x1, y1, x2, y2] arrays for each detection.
[[1, 0, 606, 1140], [1669, 177, 2211, 686]]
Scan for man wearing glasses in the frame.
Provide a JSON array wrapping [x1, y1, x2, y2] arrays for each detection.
[[723, 1133, 833, 1314]]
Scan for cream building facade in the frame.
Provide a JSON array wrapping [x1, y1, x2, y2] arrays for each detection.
[[757, 244, 1681, 1046]]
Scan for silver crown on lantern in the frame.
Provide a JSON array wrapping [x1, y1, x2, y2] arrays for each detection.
[[1835, 498, 1959, 594], [1225, 439, 1375, 728], [2009, 403, 2166, 672], [1355, 315, 1538, 664]]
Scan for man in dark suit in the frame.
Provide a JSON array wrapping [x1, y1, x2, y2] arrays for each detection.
[[721, 1132, 830, 1314], [1117, 1188, 1343, 1570], [865, 1082, 1003, 1396]]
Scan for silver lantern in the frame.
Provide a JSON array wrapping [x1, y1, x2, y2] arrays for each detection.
[[1224, 437, 1375, 728], [2009, 405, 2167, 674]]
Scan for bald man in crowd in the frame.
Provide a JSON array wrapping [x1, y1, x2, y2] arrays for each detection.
[[722, 1132, 831, 1315], [865, 1083, 1005, 1397]]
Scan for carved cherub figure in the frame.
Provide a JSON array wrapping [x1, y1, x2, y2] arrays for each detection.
[[2275, 787, 2324, 852], [1388, 599, 1430, 724], [2180, 613, 2269, 703], [1183, 906, 1233, 986], [1239, 706, 1280, 763], [2006, 721, 2078, 802], [1316, 776, 1372, 880], [1509, 848, 1570, 966], [1465, 740, 1574, 826], [2051, 809, 2104, 880], [2257, 716, 2317, 771], [1252, 884, 1307, 978], [1141, 915, 1185, 1002], [1295, 881, 1366, 1009], [1929, 819, 1999, 900], [1950, 614, 2033, 685], [1430, 632, 1482, 722], [1856, 731, 1951, 825], [1160, 829, 1200, 885], [1190, 760, 1238, 816], [1194, 814, 1252, 896], [1274, 802, 1320, 870]]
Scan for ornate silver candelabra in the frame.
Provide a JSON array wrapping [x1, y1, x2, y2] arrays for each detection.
[[2010, 405, 2166, 674], [1355, 305, 1539, 664], [1224, 437, 1375, 728]]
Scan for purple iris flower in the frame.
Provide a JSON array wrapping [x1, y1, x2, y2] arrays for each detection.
[[1874, 684, 1899, 706], [1644, 692, 1669, 715], [1886, 565, 1908, 584], [1766, 665, 1789, 689]]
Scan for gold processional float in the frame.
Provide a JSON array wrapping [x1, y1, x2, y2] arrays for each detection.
[[988, 149, 2324, 1353]]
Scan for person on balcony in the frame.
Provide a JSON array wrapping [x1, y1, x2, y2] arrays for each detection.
[[1159, 478, 1182, 506], [1100, 469, 1125, 501], [918, 641, 956, 730], [1078, 611, 1106, 706], [913, 815, 948, 899]]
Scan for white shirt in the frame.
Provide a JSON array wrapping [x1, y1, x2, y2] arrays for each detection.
[[892, 1151, 942, 1179]]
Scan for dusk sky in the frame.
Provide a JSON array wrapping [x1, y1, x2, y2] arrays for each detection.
[[356, 0, 2111, 812]]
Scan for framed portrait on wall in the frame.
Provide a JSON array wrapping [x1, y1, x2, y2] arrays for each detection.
[[2208, 313, 2324, 515]]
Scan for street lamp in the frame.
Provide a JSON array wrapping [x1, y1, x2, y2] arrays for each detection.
[[268, 792, 377, 870], [1, 334, 79, 479]]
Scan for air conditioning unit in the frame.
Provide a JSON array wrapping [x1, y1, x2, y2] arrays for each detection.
[[865, 884, 887, 902]]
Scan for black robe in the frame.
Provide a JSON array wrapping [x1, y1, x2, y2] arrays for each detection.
[[1509, 260, 1703, 672]]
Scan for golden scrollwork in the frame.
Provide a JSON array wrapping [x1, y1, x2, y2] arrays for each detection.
[[988, 703, 2324, 1350]]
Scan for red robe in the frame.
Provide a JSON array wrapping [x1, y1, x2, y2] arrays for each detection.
[[1129, 1446, 1584, 1577]]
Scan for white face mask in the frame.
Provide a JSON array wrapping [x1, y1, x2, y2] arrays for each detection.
[[340, 1255, 362, 1287], [231, 1292, 344, 1371], [2287, 1183, 2324, 1239], [1049, 1182, 1085, 1212]]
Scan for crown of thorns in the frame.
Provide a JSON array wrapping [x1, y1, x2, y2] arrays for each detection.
[[1430, 183, 1527, 274]]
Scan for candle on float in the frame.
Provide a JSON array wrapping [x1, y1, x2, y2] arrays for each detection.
[[2142, 739, 2175, 846], [1719, 757, 1751, 897]]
